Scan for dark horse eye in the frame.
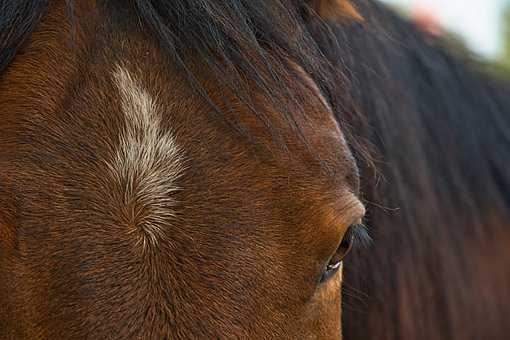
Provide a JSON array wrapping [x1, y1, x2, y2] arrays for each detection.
[[320, 226, 355, 283]]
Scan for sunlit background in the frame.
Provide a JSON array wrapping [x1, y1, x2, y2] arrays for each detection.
[[380, 0, 510, 65]]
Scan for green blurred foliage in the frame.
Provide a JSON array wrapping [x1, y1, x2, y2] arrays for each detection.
[[475, 3, 510, 77], [499, 3, 510, 73]]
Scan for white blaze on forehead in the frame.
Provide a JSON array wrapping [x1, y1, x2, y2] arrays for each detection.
[[108, 64, 185, 250]]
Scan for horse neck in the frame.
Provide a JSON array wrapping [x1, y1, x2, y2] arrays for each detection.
[[331, 1, 510, 339], [340, 0, 510, 216]]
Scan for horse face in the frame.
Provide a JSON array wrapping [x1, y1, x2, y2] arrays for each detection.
[[154, 63, 366, 338], [0, 1, 363, 339]]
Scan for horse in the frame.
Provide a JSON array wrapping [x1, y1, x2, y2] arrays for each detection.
[[0, 0, 370, 338], [3, 0, 510, 338], [309, 1, 510, 339]]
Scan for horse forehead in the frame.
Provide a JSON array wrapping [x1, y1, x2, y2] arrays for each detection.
[[108, 60, 356, 200]]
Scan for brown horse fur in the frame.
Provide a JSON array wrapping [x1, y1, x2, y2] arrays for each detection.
[[0, 0, 365, 339]]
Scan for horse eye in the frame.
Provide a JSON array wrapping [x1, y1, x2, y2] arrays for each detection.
[[319, 226, 355, 283]]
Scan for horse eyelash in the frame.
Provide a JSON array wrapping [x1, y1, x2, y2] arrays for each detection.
[[350, 223, 373, 249]]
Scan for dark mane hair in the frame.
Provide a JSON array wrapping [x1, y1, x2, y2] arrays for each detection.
[[1, 0, 363, 152], [315, 1, 510, 339], [0, 1, 48, 73]]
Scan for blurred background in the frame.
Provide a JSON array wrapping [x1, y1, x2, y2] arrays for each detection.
[[380, 0, 510, 74]]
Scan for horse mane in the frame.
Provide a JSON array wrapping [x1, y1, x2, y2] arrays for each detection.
[[1, 0, 365, 152], [316, 0, 510, 338], [0, 1, 49, 73]]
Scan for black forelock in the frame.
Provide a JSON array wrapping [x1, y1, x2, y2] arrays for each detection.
[[0, 0, 49, 73], [128, 0, 337, 142], [1, 0, 362, 152]]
